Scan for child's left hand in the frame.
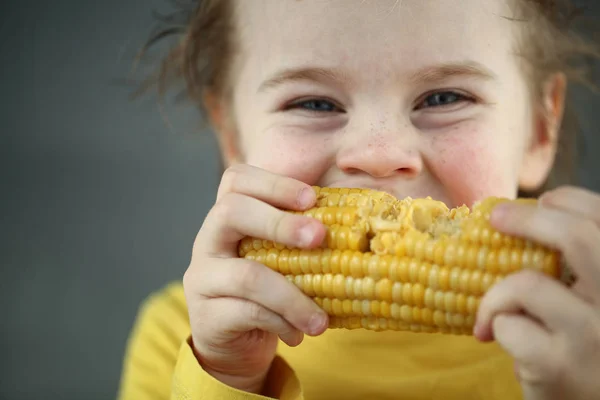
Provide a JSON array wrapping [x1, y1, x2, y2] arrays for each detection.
[[474, 186, 600, 400]]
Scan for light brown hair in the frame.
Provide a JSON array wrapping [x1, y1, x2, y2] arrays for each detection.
[[133, 0, 599, 197]]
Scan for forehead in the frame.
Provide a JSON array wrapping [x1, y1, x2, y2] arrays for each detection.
[[233, 0, 520, 83]]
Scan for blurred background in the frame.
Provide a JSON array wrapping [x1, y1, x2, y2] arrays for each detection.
[[1, 1, 598, 399]]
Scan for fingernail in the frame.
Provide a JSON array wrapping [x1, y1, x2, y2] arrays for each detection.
[[298, 187, 315, 209], [298, 223, 316, 247], [307, 312, 327, 335]]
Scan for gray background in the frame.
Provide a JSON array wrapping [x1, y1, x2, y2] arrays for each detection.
[[1, 1, 598, 399]]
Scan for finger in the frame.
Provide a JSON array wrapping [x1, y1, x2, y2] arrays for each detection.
[[192, 257, 329, 336], [201, 296, 303, 346], [493, 314, 558, 400], [279, 330, 305, 347], [216, 164, 317, 211], [539, 186, 600, 225], [475, 270, 589, 337], [196, 192, 326, 256], [492, 313, 554, 382], [490, 203, 600, 295]]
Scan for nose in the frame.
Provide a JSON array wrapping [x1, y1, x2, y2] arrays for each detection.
[[336, 119, 423, 179]]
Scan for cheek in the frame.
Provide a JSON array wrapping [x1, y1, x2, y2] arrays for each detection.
[[243, 129, 333, 184], [431, 132, 520, 207]]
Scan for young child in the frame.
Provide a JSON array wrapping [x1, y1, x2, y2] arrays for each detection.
[[118, 1, 600, 399]]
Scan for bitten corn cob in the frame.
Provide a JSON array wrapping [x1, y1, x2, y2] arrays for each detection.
[[238, 187, 565, 335]]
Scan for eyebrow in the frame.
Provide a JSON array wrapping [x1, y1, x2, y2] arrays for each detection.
[[257, 61, 496, 93], [258, 67, 350, 93], [408, 61, 497, 85]]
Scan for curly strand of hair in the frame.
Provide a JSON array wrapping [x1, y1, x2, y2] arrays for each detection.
[[128, 0, 234, 133]]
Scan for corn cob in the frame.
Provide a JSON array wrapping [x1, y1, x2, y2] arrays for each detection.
[[238, 187, 564, 334]]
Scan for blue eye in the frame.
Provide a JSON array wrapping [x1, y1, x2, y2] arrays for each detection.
[[287, 99, 340, 112], [418, 91, 469, 108]]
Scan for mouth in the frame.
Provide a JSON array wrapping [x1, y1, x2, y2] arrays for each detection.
[[313, 186, 469, 244], [367, 197, 466, 238], [323, 181, 440, 206]]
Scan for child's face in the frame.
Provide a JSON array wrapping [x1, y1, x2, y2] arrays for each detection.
[[218, 0, 561, 207]]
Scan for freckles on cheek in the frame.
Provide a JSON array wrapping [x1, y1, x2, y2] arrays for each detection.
[[245, 136, 332, 184], [433, 135, 517, 206]]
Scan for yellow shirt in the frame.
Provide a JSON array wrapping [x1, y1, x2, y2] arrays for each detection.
[[117, 282, 523, 399]]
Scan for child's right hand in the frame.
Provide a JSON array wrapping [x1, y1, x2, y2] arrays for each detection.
[[182, 164, 329, 394]]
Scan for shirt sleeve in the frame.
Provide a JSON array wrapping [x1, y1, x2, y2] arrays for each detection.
[[116, 283, 304, 400], [172, 337, 304, 400]]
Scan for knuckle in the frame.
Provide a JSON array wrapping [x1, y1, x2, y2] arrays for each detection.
[[219, 164, 247, 195], [268, 174, 282, 196], [183, 266, 194, 289], [210, 193, 239, 223], [183, 261, 202, 289], [234, 261, 262, 297], [269, 175, 296, 203], [248, 301, 270, 323], [266, 211, 289, 241], [183, 262, 206, 298], [183, 262, 196, 287]]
